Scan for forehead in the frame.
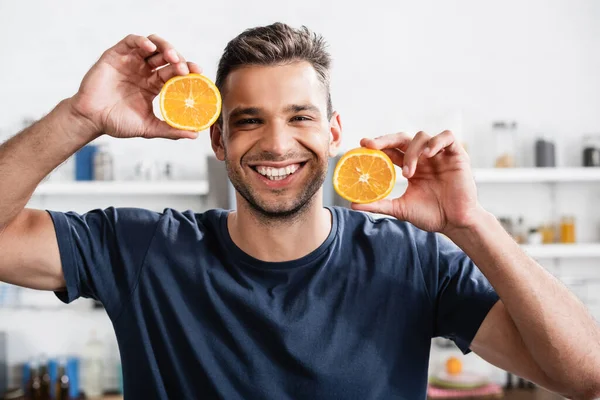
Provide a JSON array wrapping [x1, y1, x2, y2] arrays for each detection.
[[221, 62, 326, 113]]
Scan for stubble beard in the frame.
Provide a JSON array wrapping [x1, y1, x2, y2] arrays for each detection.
[[224, 148, 328, 224]]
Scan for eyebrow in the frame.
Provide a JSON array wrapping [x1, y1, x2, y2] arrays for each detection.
[[228, 104, 322, 120], [284, 104, 321, 116], [228, 107, 261, 120]]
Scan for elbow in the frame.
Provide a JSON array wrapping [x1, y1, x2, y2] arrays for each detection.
[[565, 382, 600, 400]]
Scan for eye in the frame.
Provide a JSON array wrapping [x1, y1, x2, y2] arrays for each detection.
[[235, 118, 262, 125], [291, 116, 312, 122]]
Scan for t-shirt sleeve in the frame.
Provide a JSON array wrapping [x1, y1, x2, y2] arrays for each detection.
[[419, 232, 500, 354], [46, 207, 162, 317]]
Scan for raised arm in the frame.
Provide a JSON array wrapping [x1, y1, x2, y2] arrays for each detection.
[[0, 34, 201, 290], [352, 130, 600, 399]]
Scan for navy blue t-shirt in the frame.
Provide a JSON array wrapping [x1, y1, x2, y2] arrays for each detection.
[[47, 206, 499, 399]]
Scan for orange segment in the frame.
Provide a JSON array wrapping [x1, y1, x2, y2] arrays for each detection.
[[333, 148, 396, 204], [159, 73, 222, 132]]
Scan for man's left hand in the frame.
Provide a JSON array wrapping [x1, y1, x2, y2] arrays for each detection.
[[351, 130, 483, 235]]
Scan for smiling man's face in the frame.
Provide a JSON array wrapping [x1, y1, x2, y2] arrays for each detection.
[[211, 61, 341, 218]]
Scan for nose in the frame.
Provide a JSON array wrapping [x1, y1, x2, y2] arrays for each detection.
[[258, 122, 295, 157]]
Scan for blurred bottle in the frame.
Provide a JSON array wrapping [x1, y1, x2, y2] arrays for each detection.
[[82, 331, 104, 399], [93, 144, 114, 181], [582, 134, 600, 167], [55, 359, 70, 400], [540, 224, 555, 244], [38, 357, 51, 400], [535, 136, 556, 167], [27, 359, 41, 400], [560, 216, 576, 243], [493, 121, 518, 168], [514, 217, 525, 244]]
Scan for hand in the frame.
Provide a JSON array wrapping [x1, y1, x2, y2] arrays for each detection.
[[69, 34, 202, 140], [351, 130, 483, 234]]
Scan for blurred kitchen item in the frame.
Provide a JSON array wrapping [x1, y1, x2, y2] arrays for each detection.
[[535, 137, 556, 167], [427, 382, 502, 399], [560, 216, 576, 243], [514, 217, 525, 244], [540, 224, 555, 244], [493, 121, 517, 168], [55, 359, 70, 400], [527, 228, 542, 245], [82, 331, 104, 399], [582, 134, 600, 167], [429, 371, 489, 389], [2, 387, 25, 399], [160, 162, 173, 180], [39, 357, 51, 400], [75, 145, 97, 181], [26, 359, 41, 400], [432, 337, 455, 349], [505, 371, 513, 389], [134, 160, 159, 181], [93, 144, 114, 181], [66, 357, 80, 399], [0, 333, 6, 395], [498, 217, 514, 237]]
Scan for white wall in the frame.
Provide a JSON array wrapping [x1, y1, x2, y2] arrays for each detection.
[[1, 0, 600, 390]]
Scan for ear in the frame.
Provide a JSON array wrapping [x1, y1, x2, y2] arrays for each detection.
[[328, 111, 342, 157], [210, 123, 226, 161]]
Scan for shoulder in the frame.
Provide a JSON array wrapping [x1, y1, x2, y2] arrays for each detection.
[[332, 206, 434, 247]]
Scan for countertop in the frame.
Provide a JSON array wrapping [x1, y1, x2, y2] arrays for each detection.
[[503, 388, 564, 399], [102, 389, 562, 400]]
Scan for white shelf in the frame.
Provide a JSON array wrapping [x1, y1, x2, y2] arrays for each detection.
[[397, 168, 600, 184], [33, 180, 209, 196], [521, 243, 600, 258]]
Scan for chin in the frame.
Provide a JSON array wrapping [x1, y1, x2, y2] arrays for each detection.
[[249, 197, 311, 219]]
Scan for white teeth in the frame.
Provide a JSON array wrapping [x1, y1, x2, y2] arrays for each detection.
[[254, 164, 301, 179]]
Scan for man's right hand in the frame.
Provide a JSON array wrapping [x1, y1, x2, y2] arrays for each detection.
[[69, 34, 202, 140]]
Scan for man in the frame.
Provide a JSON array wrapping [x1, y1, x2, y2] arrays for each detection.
[[0, 22, 598, 399]]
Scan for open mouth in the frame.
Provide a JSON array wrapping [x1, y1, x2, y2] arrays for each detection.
[[249, 162, 307, 181]]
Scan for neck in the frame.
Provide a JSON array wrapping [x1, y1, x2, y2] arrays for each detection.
[[227, 191, 332, 262]]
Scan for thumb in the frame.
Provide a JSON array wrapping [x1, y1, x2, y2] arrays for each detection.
[[351, 198, 401, 218], [144, 118, 199, 140]]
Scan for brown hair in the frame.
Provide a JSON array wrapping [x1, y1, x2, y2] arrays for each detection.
[[215, 22, 333, 123]]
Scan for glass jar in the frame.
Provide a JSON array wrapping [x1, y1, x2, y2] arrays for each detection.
[[582, 134, 600, 167], [493, 121, 517, 168], [560, 216, 576, 243]]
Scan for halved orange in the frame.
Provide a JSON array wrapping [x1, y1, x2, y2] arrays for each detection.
[[159, 73, 222, 131], [333, 147, 396, 204]]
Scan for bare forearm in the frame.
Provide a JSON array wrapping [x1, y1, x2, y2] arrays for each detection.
[[0, 98, 99, 228], [447, 209, 600, 396]]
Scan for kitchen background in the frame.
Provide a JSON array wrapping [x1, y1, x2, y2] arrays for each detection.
[[1, 0, 600, 398]]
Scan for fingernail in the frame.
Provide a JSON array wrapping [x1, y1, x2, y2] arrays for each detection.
[[170, 50, 179, 62], [403, 166, 409, 176], [424, 147, 431, 155]]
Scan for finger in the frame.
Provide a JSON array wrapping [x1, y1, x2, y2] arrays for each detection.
[[144, 49, 186, 70], [144, 118, 199, 140], [424, 130, 459, 157], [360, 132, 412, 152], [403, 131, 431, 178], [351, 198, 407, 220], [112, 34, 157, 57], [382, 148, 405, 167], [187, 62, 203, 74], [147, 62, 190, 92], [147, 34, 182, 65]]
